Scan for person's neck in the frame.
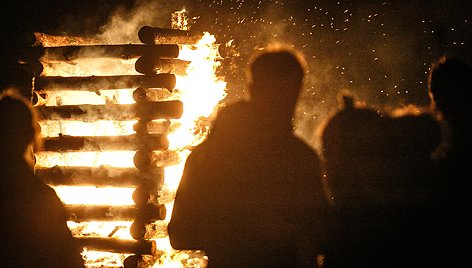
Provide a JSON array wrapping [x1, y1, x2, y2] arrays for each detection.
[[250, 101, 294, 125]]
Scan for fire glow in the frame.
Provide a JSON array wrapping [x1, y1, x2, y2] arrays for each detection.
[[33, 20, 227, 267]]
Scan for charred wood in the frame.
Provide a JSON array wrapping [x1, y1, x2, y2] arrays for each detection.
[[24, 32, 104, 47], [135, 56, 190, 75], [138, 26, 203, 45], [67, 205, 136, 222], [35, 166, 164, 187], [137, 203, 166, 222], [19, 44, 179, 62], [31, 91, 48, 107], [77, 237, 154, 255], [132, 186, 151, 207], [35, 100, 183, 121], [66, 203, 166, 222], [34, 73, 176, 91], [133, 120, 172, 135], [130, 221, 147, 240], [142, 221, 169, 240], [40, 133, 169, 152], [133, 150, 180, 171], [132, 87, 173, 103]]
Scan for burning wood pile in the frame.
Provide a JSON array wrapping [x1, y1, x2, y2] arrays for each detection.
[[19, 11, 227, 268]]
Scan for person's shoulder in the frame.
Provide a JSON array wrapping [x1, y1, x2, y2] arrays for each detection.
[[279, 135, 322, 172], [290, 135, 320, 156], [214, 101, 250, 122], [201, 101, 252, 142], [30, 175, 65, 206], [38, 181, 59, 196], [217, 101, 250, 114]]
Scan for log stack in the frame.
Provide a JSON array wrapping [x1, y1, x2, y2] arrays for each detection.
[[18, 22, 204, 268]]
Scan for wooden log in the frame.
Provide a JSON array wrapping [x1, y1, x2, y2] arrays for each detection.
[[135, 56, 190, 75], [77, 237, 155, 255], [24, 32, 104, 47], [31, 91, 48, 107], [35, 165, 164, 187], [67, 205, 136, 222], [133, 120, 172, 134], [134, 150, 180, 171], [35, 100, 183, 121], [40, 133, 169, 152], [34, 73, 176, 91], [18, 44, 179, 62], [66, 203, 166, 222], [138, 26, 203, 45], [132, 87, 173, 102]]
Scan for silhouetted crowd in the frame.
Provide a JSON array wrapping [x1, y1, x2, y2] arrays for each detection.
[[1, 44, 470, 267], [169, 48, 472, 268]]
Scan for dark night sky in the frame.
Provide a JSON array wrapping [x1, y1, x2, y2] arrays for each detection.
[[1, 0, 471, 145]]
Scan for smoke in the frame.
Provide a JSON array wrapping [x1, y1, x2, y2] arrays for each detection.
[[18, 0, 469, 149], [48, 0, 187, 43], [179, 0, 470, 148], [96, 0, 184, 43]]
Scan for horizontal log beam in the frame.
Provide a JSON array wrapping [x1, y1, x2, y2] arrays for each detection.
[[36, 166, 164, 187], [67, 205, 136, 221], [19, 44, 179, 62], [138, 26, 203, 45], [40, 134, 169, 152], [33, 87, 177, 107], [66, 204, 166, 222], [35, 100, 183, 121], [135, 57, 190, 75], [77, 237, 154, 255], [34, 73, 176, 91], [24, 32, 104, 47]]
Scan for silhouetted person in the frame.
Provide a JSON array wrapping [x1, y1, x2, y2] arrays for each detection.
[[428, 56, 472, 267], [428, 56, 472, 197], [0, 89, 85, 267], [168, 46, 329, 267], [320, 93, 444, 268]]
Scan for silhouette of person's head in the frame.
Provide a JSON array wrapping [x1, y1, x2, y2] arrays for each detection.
[[0, 66, 35, 100], [321, 93, 443, 207], [388, 107, 443, 202], [320, 93, 388, 204], [0, 89, 41, 164], [428, 57, 472, 125], [247, 45, 306, 122], [390, 107, 442, 159]]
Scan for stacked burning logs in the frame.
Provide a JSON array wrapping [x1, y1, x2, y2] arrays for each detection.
[[19, 25, 203, 268]]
